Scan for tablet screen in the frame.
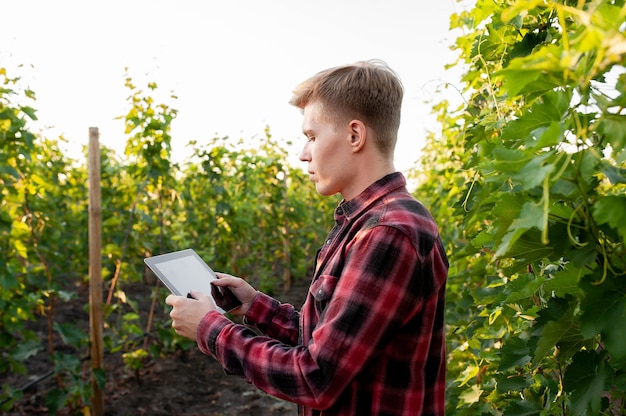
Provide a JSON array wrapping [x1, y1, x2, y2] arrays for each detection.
[[150, 253, 216, 297], [144, 249, 241, 313]]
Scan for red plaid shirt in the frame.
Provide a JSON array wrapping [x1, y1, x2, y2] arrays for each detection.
[[197, 172, 448, 415]]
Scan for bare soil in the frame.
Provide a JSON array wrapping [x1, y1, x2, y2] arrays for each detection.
[[2, 276, 310, 416]]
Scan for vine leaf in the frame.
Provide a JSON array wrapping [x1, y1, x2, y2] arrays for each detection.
[[563, 351, 612, 416], [496, 202, 544, 258], [579, 278, 626, 369], [498, 336, 531, 371], [501, 90, 569, 146], [599, 114, 626, 153], [496, 45, 566, 97], [601, 161, 626, 185], [533, 298, 583, 363], [543, 267, 584, 298], [593, 195, 626, 245]]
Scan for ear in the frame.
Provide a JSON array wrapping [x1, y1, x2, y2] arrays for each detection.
[[347, 120, 367, 153]]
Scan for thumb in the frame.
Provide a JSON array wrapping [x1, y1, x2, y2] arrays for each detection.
[[188, 289, 218, 309], [187, 289, 205, 299]]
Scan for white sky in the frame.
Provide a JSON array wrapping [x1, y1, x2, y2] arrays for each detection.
[[2, 0, 470, 174]]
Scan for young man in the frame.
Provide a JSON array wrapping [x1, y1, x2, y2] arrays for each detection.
[[166, 60, 448, 415]]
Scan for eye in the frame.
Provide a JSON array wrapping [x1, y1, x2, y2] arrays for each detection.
[[306, 135, 315, 142]]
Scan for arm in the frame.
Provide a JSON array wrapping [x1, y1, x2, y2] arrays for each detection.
[[242, 291, 301, 345], [197, 226, 426, 409], [167, 274, 300, 346], [212, 273, 301, 344]]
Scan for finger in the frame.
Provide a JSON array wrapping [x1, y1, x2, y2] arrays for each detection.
[[165, 294, 179, 306], [212, 276, 241, 287], [215, 272, 238, 280]]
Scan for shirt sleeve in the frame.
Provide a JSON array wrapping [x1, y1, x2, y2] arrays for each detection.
[[243, 291, 301, 345], [196, 225, 424, 410]]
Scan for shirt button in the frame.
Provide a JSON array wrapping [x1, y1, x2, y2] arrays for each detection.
[[317, 289, 324, 297], [337, 207, 343, 215], [326, 239, 331, 245]]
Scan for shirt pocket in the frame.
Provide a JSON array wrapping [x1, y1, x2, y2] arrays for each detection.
[[309, 274, 340, 316]]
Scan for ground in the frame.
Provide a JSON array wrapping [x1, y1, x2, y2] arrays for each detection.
[[3, 276, 310, 416]]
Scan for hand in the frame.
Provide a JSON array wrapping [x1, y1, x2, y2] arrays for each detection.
[[165, 291, 216, 340], [212, 273, 257, 316]]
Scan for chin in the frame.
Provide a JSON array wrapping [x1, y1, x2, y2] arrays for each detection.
[[314, 184, 329, 196], [315, 184, 338, 197]]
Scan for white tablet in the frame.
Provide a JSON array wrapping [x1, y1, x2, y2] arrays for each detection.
[[144, 249, 241, 313]]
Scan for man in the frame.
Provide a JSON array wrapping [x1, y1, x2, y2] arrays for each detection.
[[166, 60, 448, 415]]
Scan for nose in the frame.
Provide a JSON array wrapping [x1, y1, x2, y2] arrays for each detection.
[[299, 141, 311, 162]]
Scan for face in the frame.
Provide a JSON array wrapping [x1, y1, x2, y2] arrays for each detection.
[[298, 101, 355, 197]]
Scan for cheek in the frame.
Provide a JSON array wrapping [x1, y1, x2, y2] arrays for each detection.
[[313, 142, 334, 165]]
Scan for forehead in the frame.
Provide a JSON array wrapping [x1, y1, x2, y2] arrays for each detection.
[[302, 101, 329, 133]]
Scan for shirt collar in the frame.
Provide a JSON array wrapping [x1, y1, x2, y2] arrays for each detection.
[[334, 172, 407, 222]]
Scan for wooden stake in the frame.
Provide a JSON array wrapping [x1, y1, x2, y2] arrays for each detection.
[[88, 127, 104, 415]]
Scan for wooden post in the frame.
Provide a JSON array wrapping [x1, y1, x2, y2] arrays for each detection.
[[88, 127, 104, 415]]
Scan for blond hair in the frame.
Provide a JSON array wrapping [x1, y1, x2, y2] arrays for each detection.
[[289, 60, 403, 155]]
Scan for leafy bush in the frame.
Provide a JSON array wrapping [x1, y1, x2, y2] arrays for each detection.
[[414, 0, 626, 414]]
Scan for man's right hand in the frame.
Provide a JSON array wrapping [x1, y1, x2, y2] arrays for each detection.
[[211, 273, 258, 316]]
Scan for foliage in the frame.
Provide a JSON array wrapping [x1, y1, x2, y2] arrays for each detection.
[[0, 67, 332, 413], [1, 68, 89, 412], [414, 0, 626, 414]]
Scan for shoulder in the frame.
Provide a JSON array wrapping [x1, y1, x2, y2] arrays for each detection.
[[382, 190, 438, 229], [375, 190, 442, 258]]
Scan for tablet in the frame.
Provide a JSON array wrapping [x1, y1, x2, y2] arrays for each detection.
[[144, 249, 241, 313]]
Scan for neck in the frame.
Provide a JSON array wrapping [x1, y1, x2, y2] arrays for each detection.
[[342, 154, 395, 201]]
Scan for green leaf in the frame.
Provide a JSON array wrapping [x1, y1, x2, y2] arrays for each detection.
[[603, 317, 626, 370], [19, 105, 37, 121], [13, 339, 43, 361], [500, 0, 543, 24], [530, 121, 563, 149], [501, 90, 569, 145], [476, 24, 510, 61], [459, 384, 482, 405], [590, 3, 626, 32], [93, 367, 106, 389], [533, 297, 584, 363], [579, 278, 624, 338], [496, 203, 545, 258], [490, 149, 555, 190], [601, 161, 626, 185], [44, 388, 68, 415], [497, 45, 568, 96], [496, 373, 531, 393], [600, 114, 626, 152], [499, 336, 532, 371], [505, 273, 545, 304], [0, 164, 20, 179], [544, 267, 584, 298], [53, 322, 88, 348], [563, 351, 612, 416], [12, 239, 28, 259], [481, 193, 527, 245], [579, 277, 626, 369], [510, 154, 555, 190], [502, 399, 542, 416], [501, 230, 554, 274], [592, 195, 626, 245], [490, 146, 528, 173]]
